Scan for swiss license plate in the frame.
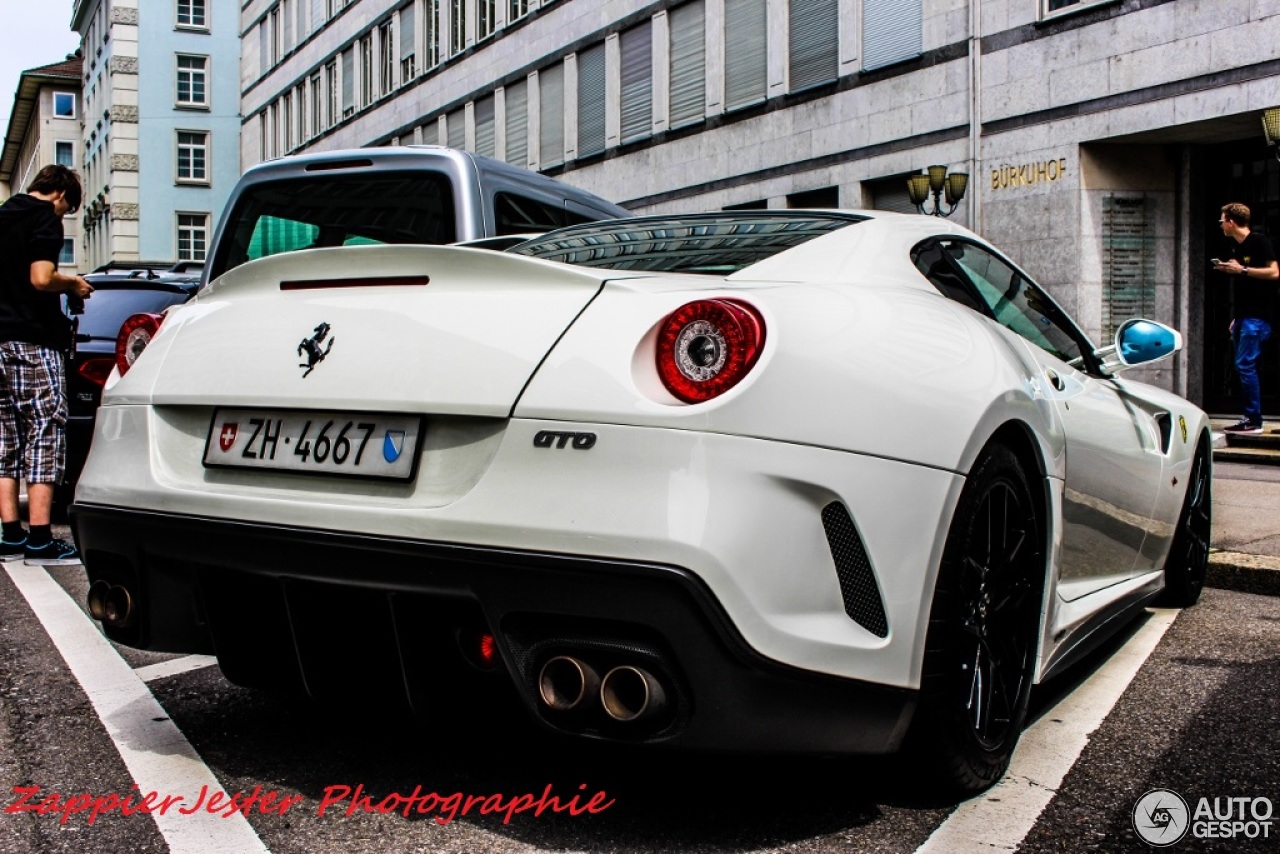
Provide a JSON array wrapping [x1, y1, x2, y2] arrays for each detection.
[[204, 409, 422, 480]]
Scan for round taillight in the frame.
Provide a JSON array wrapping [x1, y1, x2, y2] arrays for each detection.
[[115, 312, 165, 376], [656, 299, 766, 403]]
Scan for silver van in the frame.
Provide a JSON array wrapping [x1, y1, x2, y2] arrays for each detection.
[[204, 146, 630, 285]]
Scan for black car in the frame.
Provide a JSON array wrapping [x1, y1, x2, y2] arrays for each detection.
[[59, 269, 200, 510]]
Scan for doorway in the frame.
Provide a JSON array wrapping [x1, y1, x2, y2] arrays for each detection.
[[1201, 139, 1280, 416]]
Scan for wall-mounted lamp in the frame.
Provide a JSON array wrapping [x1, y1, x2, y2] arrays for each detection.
[[906, 165, 968, 217], [1263, 107, 1280, 162]]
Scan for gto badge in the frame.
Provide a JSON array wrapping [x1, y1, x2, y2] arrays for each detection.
[[298, 322, 335, 377], [534, 430, 597, 450]]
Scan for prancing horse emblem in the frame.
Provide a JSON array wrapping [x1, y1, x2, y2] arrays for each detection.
[[298, 322, 335, 377]]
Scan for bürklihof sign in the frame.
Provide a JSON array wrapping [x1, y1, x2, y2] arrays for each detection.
[[990, 159, 1068, 191]]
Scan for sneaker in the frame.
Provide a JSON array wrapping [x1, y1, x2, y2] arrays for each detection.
[[1223, 419, 1264, 435], [24, 539, 81, 566], [0, 535, 26, 561]]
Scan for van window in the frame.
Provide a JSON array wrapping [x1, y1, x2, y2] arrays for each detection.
[[212, 171, 456, 279], [494, 192, 596, 235]]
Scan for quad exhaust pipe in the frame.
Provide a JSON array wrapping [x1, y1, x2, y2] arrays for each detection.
[[538, 656, 600, 712], [601, 665, 666, 723], [86, 580, 135, 628], [536, 655, 668, 725]]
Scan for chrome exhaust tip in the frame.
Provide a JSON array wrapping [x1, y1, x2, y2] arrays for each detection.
[[537, 656, 600, 712], [600, 665, 666, 723], [87, 581, 134, 628]]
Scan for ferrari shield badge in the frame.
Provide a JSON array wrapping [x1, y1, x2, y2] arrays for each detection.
[[383, 430, 407, 463], [1178, 416, 1187, 444]]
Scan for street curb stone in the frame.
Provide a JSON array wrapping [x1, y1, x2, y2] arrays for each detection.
[[1207, 551, 1280, 597]]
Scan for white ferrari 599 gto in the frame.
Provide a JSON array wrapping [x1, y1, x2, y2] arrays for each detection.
[[73, 208, 1210, 794]]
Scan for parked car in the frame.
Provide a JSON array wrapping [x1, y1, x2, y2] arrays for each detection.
[[70, 210, 1210, 794], [59, 268, 201, 513]]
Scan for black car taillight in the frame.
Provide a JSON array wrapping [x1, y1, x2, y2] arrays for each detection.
[[77, 356, 116, 388]]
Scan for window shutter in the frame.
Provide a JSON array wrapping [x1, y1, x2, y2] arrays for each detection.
[[539, 64, 564, 167], [447, 107, 465, 149], [312, 0, 323, 32], [400, 3, 415, 58], [669, 0, 705, 128], [724, 0, 766, 111], [789, 0, 837, 91], [260, 21, 270, 73], [862, 0, 922, 71], [475, 96, 496, 157], [620, 22, 652, 144], [577, 44, 606, 158], [341, 49, 354, 111], [505, 79, 528, 166]]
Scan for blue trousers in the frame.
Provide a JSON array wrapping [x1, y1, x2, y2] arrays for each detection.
[[1233, 317, 1272, 424]]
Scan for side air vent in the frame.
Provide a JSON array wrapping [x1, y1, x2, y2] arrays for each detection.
[[820, 502, 889, 638]]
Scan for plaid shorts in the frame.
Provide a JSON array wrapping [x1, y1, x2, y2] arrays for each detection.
[[0, 342, 67, 484]]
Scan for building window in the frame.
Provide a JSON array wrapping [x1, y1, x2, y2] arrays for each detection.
[[341, 48, 355, 117], [310, 72, 322, 137], [474, 95, 495, 157], [447, 107, 465, 149], [177, 0, 207, 29], [60, 238, 74, 265], [863, 0, 921, 71], [295, 83, 306, 144], [577, 43, 606, 158], [509, 0, 529, 23], [539, 63, 565, 168], [177, 131, 209, 182], [360, 34, 374, 107], [504, 78, 528, 166], [669, 0, 705, 128], [1044, 0, 1111, 15], [177, 55, 209, 107], [282, 0, 295, 52], [478, 0, 495, 40], [379, 22, 394, 96], [724, 0, 766, 111], [789, 0, 838, 91], [620, 22, 653, 144], [399, 3, 416, 81], [450, 0, 466, 56], [422, 0, 439, 68], [282, 91, 294, 151], [177, 214, 210, 261], [326, 59, 340, 125], [53, 92, 75, 118], [54, 141, 74, 168]]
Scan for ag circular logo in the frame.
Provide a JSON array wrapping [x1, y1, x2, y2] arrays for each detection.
[[1133, 788, 1190, 847]]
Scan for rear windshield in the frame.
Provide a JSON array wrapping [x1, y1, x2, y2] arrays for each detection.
[[510, 212, 864, 274], [70, 286, 194, 340], [210, 171, 457, 279]]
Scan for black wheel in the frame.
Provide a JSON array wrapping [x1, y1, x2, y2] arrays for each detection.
[[908, 444, 1044, 795], [1156, 441, 1210, 607]]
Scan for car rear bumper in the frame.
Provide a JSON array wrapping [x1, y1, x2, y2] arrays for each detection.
[[70, 504, 917, 754]]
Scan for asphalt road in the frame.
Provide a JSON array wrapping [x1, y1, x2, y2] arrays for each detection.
[[0, 520, 1277, 852]]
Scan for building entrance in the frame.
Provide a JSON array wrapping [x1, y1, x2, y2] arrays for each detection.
[[1202, 139, 1280, 417]]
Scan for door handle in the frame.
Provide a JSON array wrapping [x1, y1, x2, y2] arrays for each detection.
[[1045, 369, 1066, 391]]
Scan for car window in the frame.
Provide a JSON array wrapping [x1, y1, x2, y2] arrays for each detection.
[[71, 287, 193, 339], [918, 239, 1088, 366], [493, 192, 596, 235], [213, 171, 457, 279]]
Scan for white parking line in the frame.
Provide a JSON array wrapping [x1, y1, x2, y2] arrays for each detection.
[[135, 654, 219, 683], [5, 564, 270, 854], [915, 608, 1179, 854]]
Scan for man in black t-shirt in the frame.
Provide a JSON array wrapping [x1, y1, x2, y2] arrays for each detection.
[[0, 165, 93, 565], [1216, 202, 1280, 434]]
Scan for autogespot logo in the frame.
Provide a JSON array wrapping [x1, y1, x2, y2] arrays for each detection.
[[1133, 789, 1190, 847]]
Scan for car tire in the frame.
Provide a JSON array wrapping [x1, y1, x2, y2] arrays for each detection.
[[908, 443, 1044, 795], [1156, 440, 1210, 608]]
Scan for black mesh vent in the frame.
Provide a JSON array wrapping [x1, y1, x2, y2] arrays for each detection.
[[821, 502, 889, 638]]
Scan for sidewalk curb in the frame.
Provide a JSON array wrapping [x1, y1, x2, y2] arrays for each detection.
[[1207, 551, 1280, 597]]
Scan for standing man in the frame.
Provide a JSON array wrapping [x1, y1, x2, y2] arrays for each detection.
[[1217, 202, 1280, 434], [0, 165, 93, 564]]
